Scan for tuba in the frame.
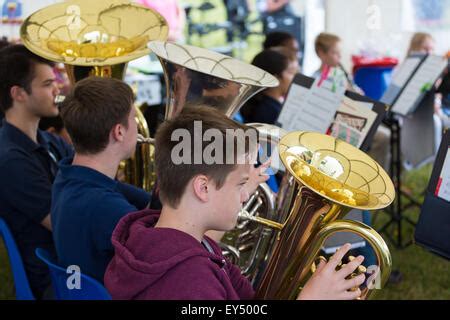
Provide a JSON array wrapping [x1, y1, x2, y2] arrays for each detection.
[[238, 130, 395, 299], [20, 0, 169, 191]]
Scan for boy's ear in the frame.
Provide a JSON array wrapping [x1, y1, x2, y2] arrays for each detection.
[[10, 86, 27, 104], [192, 175, 210, 203], [111, 123, 125, 142]]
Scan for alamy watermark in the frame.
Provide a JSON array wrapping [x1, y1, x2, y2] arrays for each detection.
[[169, 121, 283, 173]]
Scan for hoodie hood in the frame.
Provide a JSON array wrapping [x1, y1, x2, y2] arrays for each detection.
[[104, 209, 227, 299]]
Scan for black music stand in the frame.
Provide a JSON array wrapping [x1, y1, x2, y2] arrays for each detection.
[[414, 129, 450, 260], [377, 113, 423, 249], [377, 54, 448, 248]]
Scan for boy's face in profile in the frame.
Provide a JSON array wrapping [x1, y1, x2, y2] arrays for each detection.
[[320, 41, 342, 67], [209, 162, 252, 232], [25, 63, 60, 118]]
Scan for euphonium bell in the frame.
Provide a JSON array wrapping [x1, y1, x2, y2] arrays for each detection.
[[20, 0, 169, 191], [240, 131, 395, 300], [147, 41, 279, 121]]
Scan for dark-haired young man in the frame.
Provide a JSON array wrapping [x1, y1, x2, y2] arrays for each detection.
[[0, 44, 73, 298]]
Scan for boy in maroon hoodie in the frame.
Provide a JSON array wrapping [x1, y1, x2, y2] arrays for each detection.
[[104, 106, 366, 300]]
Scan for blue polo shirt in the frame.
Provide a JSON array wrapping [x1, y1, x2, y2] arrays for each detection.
[[0, 119, 73, 298], [51, 158, 151, 282]]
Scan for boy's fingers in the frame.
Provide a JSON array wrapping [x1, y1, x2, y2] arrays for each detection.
[[343, 274, 366, 291], [343, 288, 362, 300], [315, 259, 327, 273], [337, 255, 364, 278], [326, 243, 351, 271]]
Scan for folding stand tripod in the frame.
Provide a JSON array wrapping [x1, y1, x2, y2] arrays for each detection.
[[377, 115, 422, 249]]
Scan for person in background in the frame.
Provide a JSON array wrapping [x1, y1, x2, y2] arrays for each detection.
[[39, 115, 72, 145], [136, 0, 186, 42], [406, 32, 445, 153], [313, 32, 362, 94], [406, 32, 435, 56], [263, 31, 300, 59], [240, 48, 298, 125]]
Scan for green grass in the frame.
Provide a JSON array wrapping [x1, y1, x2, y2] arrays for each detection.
[[0, 241, 14, 300]]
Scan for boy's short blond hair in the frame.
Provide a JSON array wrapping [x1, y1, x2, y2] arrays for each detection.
[[314, 32, 341, 55]]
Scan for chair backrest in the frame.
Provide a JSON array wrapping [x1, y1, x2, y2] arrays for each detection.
[[35, 248, 111, 300], [0, 217, 35, 300]]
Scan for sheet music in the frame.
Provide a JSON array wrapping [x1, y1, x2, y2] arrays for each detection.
[[435, 148, 450, 203], [391, 56, 422, 87], [329, 97, 376, 148], [277, 83, 309, 129], [278, 75, 346, 133], [392, 55, 447, 115]]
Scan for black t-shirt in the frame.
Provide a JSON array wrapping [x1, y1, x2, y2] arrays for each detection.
[[240, 94, 283, 125], [0, 120, 73, 298]]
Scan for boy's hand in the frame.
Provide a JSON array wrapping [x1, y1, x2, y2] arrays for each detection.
[[297, 243, 366, 300], [245, 159, 271, 195]]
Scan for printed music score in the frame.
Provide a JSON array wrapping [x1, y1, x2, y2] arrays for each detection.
[[329, 97, 376, 148], [278, 75, 346, 133], [435, 148, 450, 203], [392, 54, 447, 115]]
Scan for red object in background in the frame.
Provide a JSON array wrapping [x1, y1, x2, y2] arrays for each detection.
[[352, 55, 399, 75]]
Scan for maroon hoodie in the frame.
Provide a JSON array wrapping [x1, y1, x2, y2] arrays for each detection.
[[104, 209, 255, 300]]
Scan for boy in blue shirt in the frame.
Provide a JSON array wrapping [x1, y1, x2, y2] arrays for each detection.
[[51, 77, 151, 282]]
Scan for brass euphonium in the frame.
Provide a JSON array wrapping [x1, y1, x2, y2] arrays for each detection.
[[239, 130, 395, 299], [20, 0, 169, 191], [220, 123, 287, 277], [147, 41, 279, 121]]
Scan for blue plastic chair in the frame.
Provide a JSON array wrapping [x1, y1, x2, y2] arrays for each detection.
[[0, 217, 35, 300], [35, 248, 111, 300]]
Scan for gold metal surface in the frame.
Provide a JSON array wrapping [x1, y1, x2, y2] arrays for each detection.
[[148, 41, 279, 120], [20, 0, 168, 191], [236, 131, 395, 299], [20, 0, 168, 66]]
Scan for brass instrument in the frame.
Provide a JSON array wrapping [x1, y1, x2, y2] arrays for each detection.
[[239, 131, 395, 299], [147, 41, 279, 121], [221, 123, 287, 281], [20, 0, 169, 191]]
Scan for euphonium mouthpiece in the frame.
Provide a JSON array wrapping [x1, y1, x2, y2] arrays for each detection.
[[137, 134, 154, 144], [54, 95, 65, 105]]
